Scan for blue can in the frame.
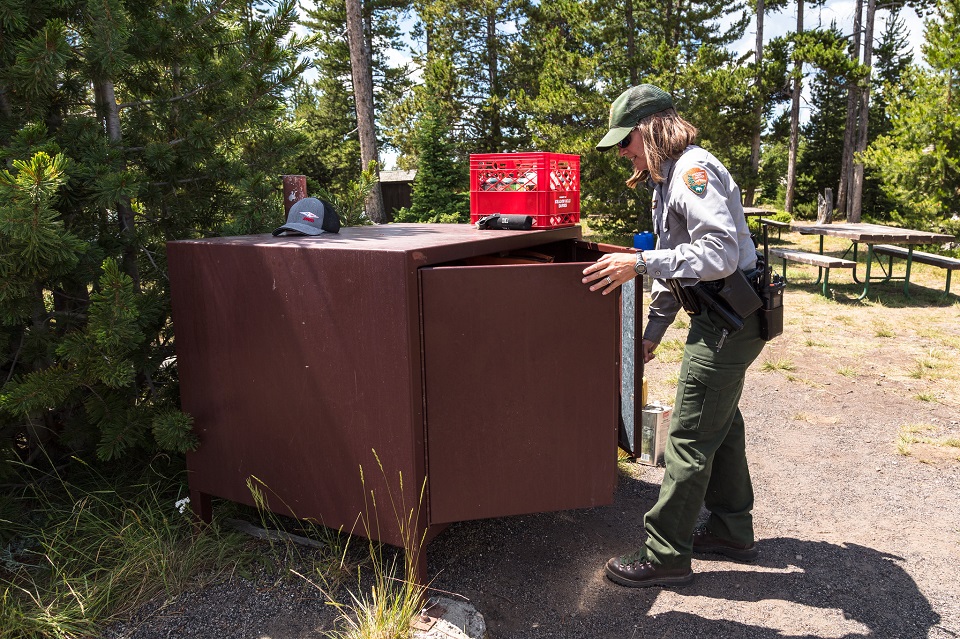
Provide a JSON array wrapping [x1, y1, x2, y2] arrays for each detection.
[[633, 232, 655, 251]]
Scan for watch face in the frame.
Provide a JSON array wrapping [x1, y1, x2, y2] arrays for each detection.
[[635, 258, 646, 275]]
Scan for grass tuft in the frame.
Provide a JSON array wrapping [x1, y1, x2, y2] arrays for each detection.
[[291, 450, 428, 639], [873, 321, 895, 338], [761, 357, 796, 372], [655, 338, 686, 364], [1, 457, 251, 639], [895, 424, 960, 457]]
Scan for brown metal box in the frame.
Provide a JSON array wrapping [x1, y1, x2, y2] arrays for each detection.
[[168, 224, 634, 574]]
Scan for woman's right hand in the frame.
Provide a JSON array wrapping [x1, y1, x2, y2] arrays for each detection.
[[641, 339, 659, 364]]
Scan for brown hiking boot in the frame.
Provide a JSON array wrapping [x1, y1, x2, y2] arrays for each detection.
[[692, 525, 758, 562], [605, 551, 694, 588]]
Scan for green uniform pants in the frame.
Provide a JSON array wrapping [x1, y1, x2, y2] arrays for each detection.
[[644, 309, 766, 568]]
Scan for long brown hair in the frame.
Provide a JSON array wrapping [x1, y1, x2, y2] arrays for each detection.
[[625, 108, 699, 188]]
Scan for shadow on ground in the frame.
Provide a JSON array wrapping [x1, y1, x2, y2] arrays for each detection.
[[426, 475, 940, 639]]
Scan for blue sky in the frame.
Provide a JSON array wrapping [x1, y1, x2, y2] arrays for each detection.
[[743, 0, 929, 63], [294, 1, 934, 169]]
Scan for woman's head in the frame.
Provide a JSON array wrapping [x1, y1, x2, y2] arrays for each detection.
[[597, 85, 698, 187]]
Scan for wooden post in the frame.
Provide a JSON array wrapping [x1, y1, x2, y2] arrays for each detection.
[[817, 187, 834, 224], [282, 175, 307, 216]]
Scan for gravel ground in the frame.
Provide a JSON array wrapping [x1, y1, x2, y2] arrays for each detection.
[[104, 286, 960, 639]]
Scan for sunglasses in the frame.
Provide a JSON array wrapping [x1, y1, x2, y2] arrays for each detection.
[[617, 130, 635, 149]]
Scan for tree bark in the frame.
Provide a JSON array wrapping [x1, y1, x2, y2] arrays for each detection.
[[96, 79, 141, 292], [817, 187, 833, 224], [784, 0, 804, 215], [346, 0, 386, 223], [626, 0, 637, 86], [0, 84, 12, 125], [837, 0, 864, 217], [486, 6, 502, 151], [744, 0, 765, 207], [849, 0, 876, 223]]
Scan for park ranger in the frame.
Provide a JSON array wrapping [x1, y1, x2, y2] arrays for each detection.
[[581, 84, 768, 588]]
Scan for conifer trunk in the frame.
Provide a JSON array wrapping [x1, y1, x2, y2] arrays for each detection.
[[849, 0, 876, 223], [838, 0, 864, 218], [0, 85, 11, 122], [784, 0, 803, 215], [744, 0, 765, 207], [626, 0, 637, 86], [97, 79, 141, 292], [346, 0, 386, 223], [486, 7, 502, 152]]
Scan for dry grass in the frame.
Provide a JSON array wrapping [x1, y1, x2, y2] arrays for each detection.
[[896, 423, 960, 461], [639, 226, 960, 454]]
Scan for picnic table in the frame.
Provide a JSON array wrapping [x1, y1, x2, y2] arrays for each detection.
[[742, 207, 781, 237], [794, 223, 954, 299]]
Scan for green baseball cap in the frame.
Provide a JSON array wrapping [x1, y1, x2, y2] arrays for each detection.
[[596, 84, 674, 150]]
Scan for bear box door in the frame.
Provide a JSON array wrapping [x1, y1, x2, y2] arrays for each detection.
[[420, 259, 620, 525]]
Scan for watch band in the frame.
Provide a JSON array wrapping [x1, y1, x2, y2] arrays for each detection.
[[634, 252, 647, 276]]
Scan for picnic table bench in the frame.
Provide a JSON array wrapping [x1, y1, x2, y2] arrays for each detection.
[[794, 223, 954, 299], [871, 244, 960, 296], [770, 247, 856, 296]]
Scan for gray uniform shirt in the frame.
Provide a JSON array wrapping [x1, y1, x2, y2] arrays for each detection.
[[642, 145, 757, 344]]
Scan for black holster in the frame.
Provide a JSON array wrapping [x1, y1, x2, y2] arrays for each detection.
[[667, 269, 763, 335], [666, 279, 702, 315]]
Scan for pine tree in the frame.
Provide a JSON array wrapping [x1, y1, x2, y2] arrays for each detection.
[[394, 54, 470, 222], [0, 0, 315, 470], [296, 0, 411, 204], [516, 0, 638, 233], [861, 0, 960, 229], [794, 25, 854, 215], [861, 7, 913, 220], [871, 8, 914, 139]]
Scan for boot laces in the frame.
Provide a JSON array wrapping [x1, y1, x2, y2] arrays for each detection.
[[618, 550, 650, 567]]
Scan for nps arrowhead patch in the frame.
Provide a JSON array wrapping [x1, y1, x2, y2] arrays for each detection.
[[683, 167, 708, 195]]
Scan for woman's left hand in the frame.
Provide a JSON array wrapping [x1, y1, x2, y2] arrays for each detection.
[[581, 252, 639, 295]]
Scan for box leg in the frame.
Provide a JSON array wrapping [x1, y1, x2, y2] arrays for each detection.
[[413, 548, 428, 596], [190, 489, 212, 527]]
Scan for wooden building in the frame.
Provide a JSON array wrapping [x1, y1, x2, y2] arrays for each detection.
[[380, 170, 416, 219]]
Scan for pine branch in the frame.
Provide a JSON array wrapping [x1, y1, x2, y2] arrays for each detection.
[[195, 0, 234, 29], [145, 176, 212, 187], [140, 246, 168, 282], [126, 76, 295, 151], [117, 83, 211, 110], [3, 332, 26, 386]]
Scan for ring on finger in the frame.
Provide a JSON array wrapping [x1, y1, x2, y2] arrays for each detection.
[[604, 276, 613, 285]]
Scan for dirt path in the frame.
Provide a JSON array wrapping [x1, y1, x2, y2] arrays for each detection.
[[106, 260, 960, 639], [422, 283, 960, 639]]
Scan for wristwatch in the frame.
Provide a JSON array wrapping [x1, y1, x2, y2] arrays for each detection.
[[634, 252, 647, 276]]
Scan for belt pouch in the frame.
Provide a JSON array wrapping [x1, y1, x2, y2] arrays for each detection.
[[719, 269, 763, 317], [759, 277, 785, 340]]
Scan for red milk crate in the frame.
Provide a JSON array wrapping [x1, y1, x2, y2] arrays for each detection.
[[470, 152, 580, 228]]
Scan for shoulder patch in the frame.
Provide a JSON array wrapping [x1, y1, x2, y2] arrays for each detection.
[[682, 167, 708, 195]]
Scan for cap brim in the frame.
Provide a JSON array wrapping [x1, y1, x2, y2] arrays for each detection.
[[271, 223, 329, 236], [596, 126, 635, 151]]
